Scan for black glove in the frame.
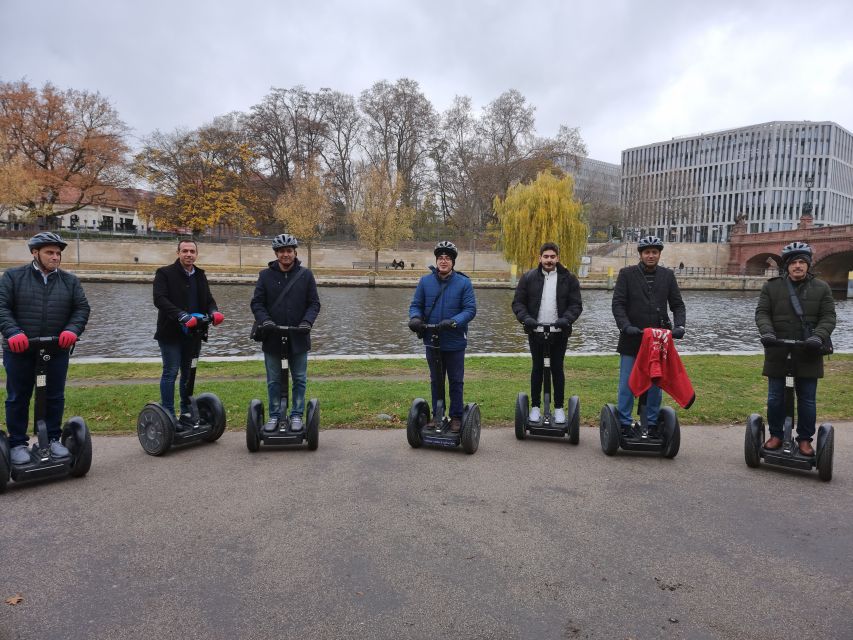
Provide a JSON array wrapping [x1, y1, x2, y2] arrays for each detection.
[[554, 318, 570, 330], [523, 317, 538, 331], [260, 319, 276, 337], [671, 326, 685, 339], [622, 325, 643, 337], [438, 319, 457, 331], [298, 321, 311, 332], [804, 335, 823, 351], [760, 332, 777, 347], [408, 317, 423, 333]]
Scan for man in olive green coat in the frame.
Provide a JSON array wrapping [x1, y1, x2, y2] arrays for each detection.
[[755, 241, 836, 455]]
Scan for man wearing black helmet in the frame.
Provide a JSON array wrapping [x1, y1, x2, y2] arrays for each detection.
[[755, 242, 836, 455], [0, 233, 90, 464], [611, 236, 686, 434], [251, 234, 321, 432], [408, 241, 477, 432], [153, 239, 224, 425]]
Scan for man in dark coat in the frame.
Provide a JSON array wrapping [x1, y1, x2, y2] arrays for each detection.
[[250, 233, 321, 433], [755, 241, 836, 455], [511, 242, 583, 424], [153, 239, 223, 421], [611, 236, 686, 433], [0, 232, 90, 464]]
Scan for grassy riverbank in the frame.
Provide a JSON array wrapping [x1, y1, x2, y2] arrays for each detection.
[[2, 354, 851, 433]]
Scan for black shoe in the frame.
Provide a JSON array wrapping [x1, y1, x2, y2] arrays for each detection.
[[176, 413, 195, 431], [646, 424, 659, 438], [620, 424, 634, 438]]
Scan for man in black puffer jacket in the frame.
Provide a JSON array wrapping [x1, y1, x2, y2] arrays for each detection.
[[250, 234, 321, 433], [0, 232, 90, 464], [611, 236, 686, 434]]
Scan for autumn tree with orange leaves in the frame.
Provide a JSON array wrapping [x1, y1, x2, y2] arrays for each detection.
[[0, 80, 130, 220], [273, 161, 334, 267]]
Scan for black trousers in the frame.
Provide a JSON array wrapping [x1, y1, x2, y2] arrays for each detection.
[[527, 332, 568, 408]]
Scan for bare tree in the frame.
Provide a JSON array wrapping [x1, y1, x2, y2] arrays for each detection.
[[317, 89, 362, 216]]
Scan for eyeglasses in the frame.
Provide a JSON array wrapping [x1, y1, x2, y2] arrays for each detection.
[[436, 255, 453, 262]]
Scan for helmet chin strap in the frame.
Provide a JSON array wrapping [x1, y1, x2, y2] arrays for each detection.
[[33, 250, 60, 272]]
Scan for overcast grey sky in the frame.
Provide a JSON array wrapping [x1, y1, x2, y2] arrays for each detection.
[[2, 0, 852, 163]]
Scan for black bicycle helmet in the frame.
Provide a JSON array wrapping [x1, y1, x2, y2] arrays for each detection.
[[637, 235, 664, 252], [28, 232, 67, 251], [781, 241, 812, 264], [434, 240, 458, 261], [272, 233, 298, 249]]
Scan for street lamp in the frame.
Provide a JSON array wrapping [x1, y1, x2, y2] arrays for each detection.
[[712, 225, 722, 275], [802, 172, 814, 217]]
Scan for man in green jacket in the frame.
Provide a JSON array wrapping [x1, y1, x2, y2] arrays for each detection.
[[755, 241, 836, 455]]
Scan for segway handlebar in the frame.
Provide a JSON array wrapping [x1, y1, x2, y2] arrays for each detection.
[[533, 323, 562, 333], [760, 337, 807, 347], [271, 324, 311, 334], [422, 323, 456, 331], [1, 336, 75, 352]]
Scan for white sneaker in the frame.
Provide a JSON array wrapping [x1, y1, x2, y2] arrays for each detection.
[[49, 439, 70, 458], [528, 406, 541, 423], [553, 408, 567, 424], [290, 415, 303, 432], [10, 445, 30, 465]]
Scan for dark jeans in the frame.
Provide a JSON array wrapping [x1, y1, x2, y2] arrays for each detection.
[[426, 348, 465, 419], [617, 354, 661, 428], [263, 349, 308, 419], [528, 332, 568, 408], [4, 348, 70, 448], [158, 338, 195, 416], [767, 376, 818, 441]]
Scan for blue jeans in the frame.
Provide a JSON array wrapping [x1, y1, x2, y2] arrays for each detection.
[[264, 350, 308, 419], [158, 338, 195, 416], [4, 348, 70, 448], [767, 376, 818, 441], [426, 348, 465, 419], [617, 354, 661, 427]]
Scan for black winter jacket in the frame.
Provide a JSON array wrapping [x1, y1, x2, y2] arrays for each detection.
[[511, 263, 583, 333], [612, 263, 686, 356], [250, 259, 321, 355], [0, 262, 90, 347], [153, 260, 218, 342]]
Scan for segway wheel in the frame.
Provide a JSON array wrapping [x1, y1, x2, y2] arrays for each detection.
[[137, 403, 175, 456], [62, 417, 92, 478], [599, 404, 620, 456], [198, 393, 227, 442], [406, 399, 428, 448], [246, 399, 263, 452], [567, 395, 580, 445], [0, 431, 9, 494], [306, 399, 320, 451], [816, 423, 834, 482], [744, 413, 764, 468], [660, 406, 680, 459], [515, 393, 528, 440], [461, 403, 481, 455]]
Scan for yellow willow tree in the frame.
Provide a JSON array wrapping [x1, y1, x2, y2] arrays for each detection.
[[494, 169, 587, 272], [273, 162, 333, 268], [351, 164, 414, 272]]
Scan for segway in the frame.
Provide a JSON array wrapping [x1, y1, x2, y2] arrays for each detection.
[[137, 314, 226, 456], [515, 324, 580, 443], [744, 337, 834, 481], [406, 324, 480, 454], [246, 325, 319, 451], [599, 391, 680, 458], [0, 337, 92, 493]]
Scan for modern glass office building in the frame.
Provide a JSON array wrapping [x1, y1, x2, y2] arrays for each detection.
[[620, 121, 853, 242]]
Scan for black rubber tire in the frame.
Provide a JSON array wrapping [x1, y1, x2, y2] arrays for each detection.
[[62, 417, 92, 477], [246, 399, 263, 452], [515, 393, 528, 440], [744, 413, 764, 468], [137, 403, 175, 456], [461, 403, 481, 455], [306, 399, 320, 451], [406, 399, 428, 448], [599, 404, 620, 456], [816, 424, 833, 482], [0, 431, 9, 494], [567, 395, 580, 445], [660, 407, 680, 459], [198, 393, 227, 442]]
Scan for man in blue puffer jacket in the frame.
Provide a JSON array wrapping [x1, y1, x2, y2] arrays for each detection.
[[408, 241, 477, 432]]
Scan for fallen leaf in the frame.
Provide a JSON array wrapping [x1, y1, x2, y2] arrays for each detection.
[[5, 594, 23, 606]]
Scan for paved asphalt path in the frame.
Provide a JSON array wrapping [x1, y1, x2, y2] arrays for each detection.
[[1, 424, 851, 640]]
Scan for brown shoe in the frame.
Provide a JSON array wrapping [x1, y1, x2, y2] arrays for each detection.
[[450, 417, 462, 433], [798, 440, 815, 456], [764, 436, 783, 450]]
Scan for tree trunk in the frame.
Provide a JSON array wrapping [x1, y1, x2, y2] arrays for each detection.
[[307, 242, 313, 268], [373, 249, 379, 272]]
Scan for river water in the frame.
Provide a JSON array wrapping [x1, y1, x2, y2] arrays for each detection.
[[71, 282, 852, 358]]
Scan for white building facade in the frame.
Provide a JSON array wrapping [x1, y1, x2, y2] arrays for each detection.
[[621, 121, 853, 242]]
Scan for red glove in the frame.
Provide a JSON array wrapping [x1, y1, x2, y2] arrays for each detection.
[[7, 333, 29, 353], [179, 313, 198, 329], [59, 331, 78, 349], [211, 312, 224, 326]]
